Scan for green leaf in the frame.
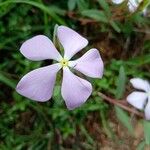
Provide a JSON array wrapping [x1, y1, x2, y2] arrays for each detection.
[[68, 0, 77, 11], [52, 85, 63, 106], [0, 4, 15, 17], [127, 54, 150, 66], [116, 66, 126, 99], [53, 24, 64, 52], [49, 6, 66, 16], [100, 111, 114, 139], [110, 20, 121, 33], [137, 141, 145, 150], [80, 125, 95, 145], [81, 9, 108, 23], [0, 74, 16, 88], [97, 0, 111, 17], [53, 85, 61, 100], [115, 107, 134, 134], [0, 0, 66, 25], [115, 66, 132, 133], [53, 24, 59, 45], [77, 0, 89, 11], [136, 0, 150, 13], [143, 121, 150, 145]]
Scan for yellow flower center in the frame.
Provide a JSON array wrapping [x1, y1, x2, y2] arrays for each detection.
[[60, 59, 68, 67]]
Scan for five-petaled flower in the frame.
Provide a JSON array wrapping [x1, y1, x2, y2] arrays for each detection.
[[127, 78, 150, 120], [112, 0, 147, 14], [16, 26, 104, 110]]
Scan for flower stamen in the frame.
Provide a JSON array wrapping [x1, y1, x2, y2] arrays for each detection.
[[60, 59, 68, 67]]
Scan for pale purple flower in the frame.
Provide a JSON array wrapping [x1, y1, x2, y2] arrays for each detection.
[[127, 78, 150, 120], [16, 26, 104, 110]]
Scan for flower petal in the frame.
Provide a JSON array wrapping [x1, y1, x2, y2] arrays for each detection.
[[145, 95, 150, 120], [128, 4, 136, 12], [61, 67, 92, 110], [16, 64, 61, 101], [128, 0, 146, 13], [130, 78, 150, 92], [128, 0, 140, 12], [69, 48, 104, 78], [112, 0, 124, 4], [57, 26, 88, 60], [127, 91, 148, 110], [20, 35, 62, 61]]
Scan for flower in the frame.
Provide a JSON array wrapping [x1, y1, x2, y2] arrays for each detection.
[[112, 0, 146, 13], [127, 78, 150, 120], [16, 26, 104, 110], [112, 0, 124, 4]]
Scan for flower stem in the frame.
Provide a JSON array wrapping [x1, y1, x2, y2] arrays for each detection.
[[97, 92, 144, 118]]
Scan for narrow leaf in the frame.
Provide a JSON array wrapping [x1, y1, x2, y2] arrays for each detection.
[[137, 141, 145, 150], [116, 66, 126, 99], [97, 0, 111, 17], [115, 106, 134, 134], [136, 0, 150, 13], [143, 121, 150, 145], [0, 74, 16, 88], [68, 0, 77, 11], [115, 66, 133, 134], [81, 9, 108, 23], [77, 0, 89, 11], [110, 20, 121, 33]]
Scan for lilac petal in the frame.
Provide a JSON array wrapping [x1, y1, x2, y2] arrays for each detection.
[[20, 35, 62, 61], [128, 0, 137, 12], [145, 95, 150, 120], [16, 64, 61, 101], [61, 67, 92, 110], [69, 48, 104, 78], [127, 91, 148, 110], [130, 78, 150, 92], [128, 0, 146, 14], [57, 26, 88, 60]]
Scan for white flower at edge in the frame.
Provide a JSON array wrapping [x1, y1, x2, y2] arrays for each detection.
[[112, 0, 124, 4], [127, 78, 150, 120], [112, 0, 147, 14]]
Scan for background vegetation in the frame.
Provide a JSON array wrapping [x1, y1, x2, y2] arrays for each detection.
[[0, 0, 150, 149]]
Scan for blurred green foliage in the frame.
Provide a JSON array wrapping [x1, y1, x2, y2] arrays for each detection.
[[0, 0, 150, 149]]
